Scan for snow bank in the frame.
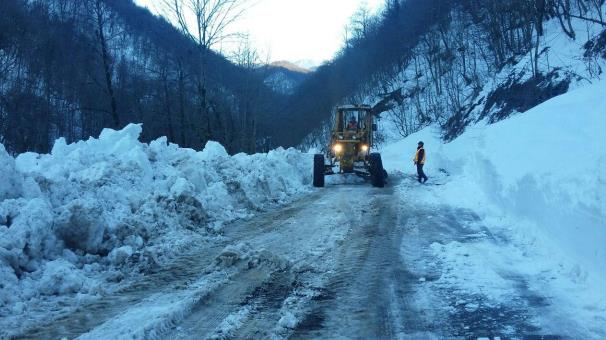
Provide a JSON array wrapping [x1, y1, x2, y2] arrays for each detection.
[[381, 78, 606, 283], [0, 124, 312, 334]]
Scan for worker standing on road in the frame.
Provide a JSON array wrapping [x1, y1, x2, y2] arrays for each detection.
[[413, 141, 428, 183]]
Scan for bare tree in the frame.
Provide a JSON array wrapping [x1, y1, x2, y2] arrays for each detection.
[[161, 0, 248, 51], [349, 3, 373, 43], [160, 0, 249, 141], [90, 0, 121, 128], [230, 36, 260, 152]]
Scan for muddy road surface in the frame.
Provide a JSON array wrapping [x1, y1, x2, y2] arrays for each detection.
[[23, 175, 590, 339]]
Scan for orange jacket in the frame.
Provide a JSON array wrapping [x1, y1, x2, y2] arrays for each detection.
[[414, 147, 426, 165]]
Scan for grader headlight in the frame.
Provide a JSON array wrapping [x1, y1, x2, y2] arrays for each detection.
[[360, 144, 369, 152], [333, 144, 343, 153]]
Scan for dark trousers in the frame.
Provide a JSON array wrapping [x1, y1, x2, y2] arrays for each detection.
[[417, 164, 428, 183]]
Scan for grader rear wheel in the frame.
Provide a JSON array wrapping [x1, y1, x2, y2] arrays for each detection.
[[313, 154, 325, 187], [369, 153, 385, 188]]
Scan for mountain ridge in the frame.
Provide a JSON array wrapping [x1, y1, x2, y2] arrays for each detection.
[[269, 60, 312, 74]]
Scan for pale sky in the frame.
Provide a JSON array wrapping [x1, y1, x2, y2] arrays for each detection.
[[135, 0, 384, 63]]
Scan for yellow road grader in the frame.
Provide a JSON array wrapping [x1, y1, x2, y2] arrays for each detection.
[[313, 105, 387, 188]]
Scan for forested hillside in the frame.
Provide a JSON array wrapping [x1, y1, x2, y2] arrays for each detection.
[[291, 0, 606, 149], [2, 0, 604, 154], [0, 0, 286, 154], [263, 61, 310, 95]]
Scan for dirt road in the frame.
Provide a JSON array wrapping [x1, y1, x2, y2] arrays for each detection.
[[23, 175, 590, 339]]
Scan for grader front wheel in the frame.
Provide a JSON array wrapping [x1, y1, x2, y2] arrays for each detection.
[[369, 153, 385, 188], [313, 154, 325, 187]]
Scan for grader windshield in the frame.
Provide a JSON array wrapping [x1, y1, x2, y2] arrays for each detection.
[[340, 110, 368, 132], [334, 106, 373, 144]]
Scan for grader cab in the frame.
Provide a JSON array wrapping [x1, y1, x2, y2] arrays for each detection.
[[313, 105, 387, 188]]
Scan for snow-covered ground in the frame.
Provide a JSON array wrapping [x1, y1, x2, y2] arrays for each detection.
[[380, 77, 606, 334], [0, 124, 312, 337], [1, 75, 604, 337]]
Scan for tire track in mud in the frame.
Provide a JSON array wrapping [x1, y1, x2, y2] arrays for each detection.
[[20, 174, 578, 339], [288, 175, 575, 339], [19, 238, 226, 340], [18, 191, 325, 340], [290, 180, 402, 339], [192, 183, 372, 339], [54, 182, 365, 339], [161, 181, 376, 339], [176, 176, 589, 339], [211, 267, 297, 339], [168, 253, 294, 339]]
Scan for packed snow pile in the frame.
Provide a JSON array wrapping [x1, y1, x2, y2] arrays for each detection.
[[381, 78, 606, 284], [0, 124, 312, 329]]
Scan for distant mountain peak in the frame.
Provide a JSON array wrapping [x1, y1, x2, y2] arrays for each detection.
[[270, 60, 312, 74], [293, 59, 324, 71]]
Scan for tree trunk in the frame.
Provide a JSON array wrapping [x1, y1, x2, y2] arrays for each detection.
[[94, 0, 119, 128]]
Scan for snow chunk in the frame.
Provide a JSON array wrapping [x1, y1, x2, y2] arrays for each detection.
[[98, 123, 143, 155], [200, 141, 229, 161], [170, 178, 195, 198], [108, 246, 134, 265], [38, 259, 89, 295], [54, 200, 106, 255], [215, 243, 252, 268], [0, 144, 23, 200], [0, 198, 58, 273], [278, 311, 298, 329]]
